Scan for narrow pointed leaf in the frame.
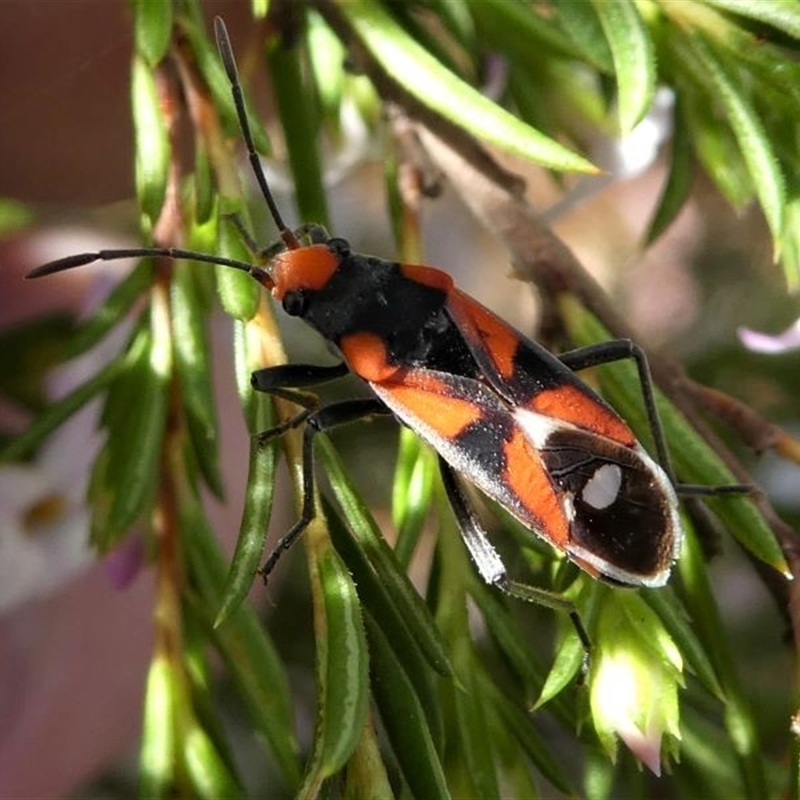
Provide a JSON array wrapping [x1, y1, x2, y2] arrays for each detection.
[[185, 495, 300, 790], [89, 318, 169, 550], [323, 496, 446, 747], [591, 0, 655, 132], [703, 0, 800, 40], [139, 657, 178, 799], [314, 546, 370, 779], [675, 34, 785, 253], [268, 27, 331, 227], [215, 394, 277, 625], [64, 261, 153, 360], [334, 0, 596, 173], [172, 263, 223, 497], [1, 358, 121, 463], [183, 725, 244, 800], [365, 611, 450, 800], [133, 0, 173, 66], [478, 673, 574, 795], [646, 101, 693, 244], [318, 436, 452, 676], [132, 55, 170, 225]]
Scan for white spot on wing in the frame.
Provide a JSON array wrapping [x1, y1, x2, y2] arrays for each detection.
[[581, 464, 622, 510]]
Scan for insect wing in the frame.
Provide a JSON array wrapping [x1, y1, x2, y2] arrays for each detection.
[[445, 290, 638, 445], [372, 363, 681, 586]]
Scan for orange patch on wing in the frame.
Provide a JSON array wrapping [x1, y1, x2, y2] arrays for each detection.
[[384, 379, 485, 439], [453, 292, 518, 379], [504, 429, 570, 547], [530, 384, 635, 445], [340, 333, 401, 382], [270, 244, 340, 300]]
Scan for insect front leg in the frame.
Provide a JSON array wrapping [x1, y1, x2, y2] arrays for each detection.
[[251, 362, 350, 437], [259, 397, 391, 580], [438, 457, 590, 650]]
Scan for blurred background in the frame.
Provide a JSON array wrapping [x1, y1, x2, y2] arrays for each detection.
[[0, 1, 798, 797]]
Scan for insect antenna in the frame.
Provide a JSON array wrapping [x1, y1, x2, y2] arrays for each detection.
[[26, 247, 271, 282], [27, 17, 288, 285], [213, 16, 300, 252]]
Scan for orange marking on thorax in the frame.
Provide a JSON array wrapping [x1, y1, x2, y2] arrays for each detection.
[[504, 429, 570, 547], [340, 332, 401, 383], [400, 263, 454, 292], [530, 384, 635, 445], [270, 244, 340, 300]]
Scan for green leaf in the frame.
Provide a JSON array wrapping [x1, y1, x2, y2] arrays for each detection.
[[214, 218, 261, 321], [704, 0, 800, 40], [185, 494, 300, 791], [645, 100, 694, 244], [215, 394, 277, 626], [132, 0, 173, 66], [172, 263, 223, 497], [319, 436, 452, 677], [675, 33, 785, 254], [364, 611, 450, 800], [552, 0, 614, 72], [89, 317, 169, 550], [591, 0, 656, 131], [306, 11, 347, 124], [392, 430, 437, 569], [183, 725, 244, 800], [323, 496, 446, 748], [308, 546, 370, 782], [343, 719, 394, 800], [268, 22, 331, 228], [132, 55, 170, 228], [193, 146, 216, 226], [0, 313, 74, 414], [477, 673, 574, 795], [641, 584, 723, 700], [139, 657, 177, 799], [64, 261, 154, 360], [778, 195, 800, 291], [1, 357, 121, 463], [335, 0, 597, 173], [451, 661, 501, 799]]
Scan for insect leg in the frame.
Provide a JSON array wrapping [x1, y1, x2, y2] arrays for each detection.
[[251, 362, 350, 392], [557, 339, 750, 496], [260, 398, 391, 580], [251, 361, 351, 441], [559, 339, 670, 470], [439, 457, 590, 650]]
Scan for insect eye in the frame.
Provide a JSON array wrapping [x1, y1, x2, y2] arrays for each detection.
[[327, 238, 351, 259], [283, 290, 308, 317]]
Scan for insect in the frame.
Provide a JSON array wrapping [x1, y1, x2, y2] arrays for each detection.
[[27, 18, 732, 614]]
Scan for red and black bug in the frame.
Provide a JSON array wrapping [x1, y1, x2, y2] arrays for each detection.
[[26, 18, 736, 613]]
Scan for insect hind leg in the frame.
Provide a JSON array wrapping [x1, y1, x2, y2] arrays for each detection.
[[438, 457, 590, 651], [557, 339, 751, 496]]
